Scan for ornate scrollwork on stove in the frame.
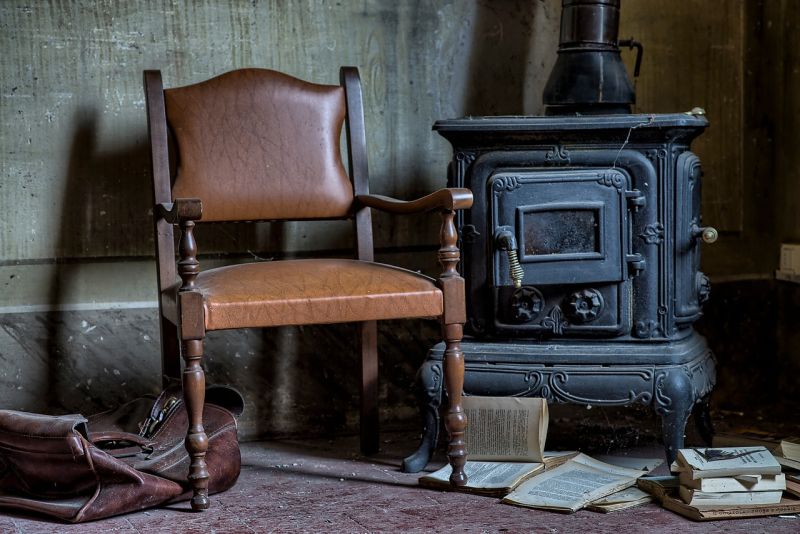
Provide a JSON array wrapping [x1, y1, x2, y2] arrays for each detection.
[[455, 151, 476, 165], [633, 319, 659, 339], [540, 305, 569, 335], [454, 151, 476, 186], [653, 371, 674, 415], [653, 353, 716, 420], [596, 171, 625, 189], [687, 160, 701, 185], [491, 175, 521, 192], [691, 351, 717, 400], [696, 272, 711, 306], [639, 222, 664, 245], [547, 370, 653, 406], [421, 361, 442, 396], [544, 145, 571, 165], [467, 364, 655, 406]]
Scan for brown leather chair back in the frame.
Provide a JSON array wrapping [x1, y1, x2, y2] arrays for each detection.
[[164, 69, 353, 222]]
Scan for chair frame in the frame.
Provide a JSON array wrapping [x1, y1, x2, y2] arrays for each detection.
[[144, 66, 472, 510]]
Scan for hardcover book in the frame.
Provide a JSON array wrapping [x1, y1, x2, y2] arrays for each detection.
[[671, 447, 781, 479], [678, 473, 786, 493], [678, 487, 783, 507]]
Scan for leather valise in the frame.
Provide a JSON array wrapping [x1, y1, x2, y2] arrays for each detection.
[[0, 385, 243, 522]]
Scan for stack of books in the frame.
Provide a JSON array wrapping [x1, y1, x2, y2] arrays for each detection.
[[672, 447, 785, 507], [776, 436, 800, 471], [777, 437, 800, 498]]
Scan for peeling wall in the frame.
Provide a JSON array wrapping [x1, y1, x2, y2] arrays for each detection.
[[1, 0, 561, 310], [0, 0, 556, 265], [1, 1, 798, 435], [0, 0, 777, 306], [0, 0, 561, 437]]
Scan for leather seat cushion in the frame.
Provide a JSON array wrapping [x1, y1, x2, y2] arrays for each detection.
[[180, 259, 443, 331]]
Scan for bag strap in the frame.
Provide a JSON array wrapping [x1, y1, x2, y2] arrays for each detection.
[[137, 385, 245, 440], [89, 431, 155, 458]]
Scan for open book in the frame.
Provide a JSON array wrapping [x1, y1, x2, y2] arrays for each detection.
[[501, 453, 646, 513], [418, 451, 577, 496], [419, 396, 580, 495], [463, 396, 548, 462]]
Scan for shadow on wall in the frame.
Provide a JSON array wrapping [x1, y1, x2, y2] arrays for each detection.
[[463, 0, 540, 116], [44, 105, 158, 413]]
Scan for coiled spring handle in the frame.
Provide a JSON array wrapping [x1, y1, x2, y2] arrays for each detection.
[[495, 227, 524, 289]]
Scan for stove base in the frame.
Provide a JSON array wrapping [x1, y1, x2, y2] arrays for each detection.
[[402, 332, 716, 472]]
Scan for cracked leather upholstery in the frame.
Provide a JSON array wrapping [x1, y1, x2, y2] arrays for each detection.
[[172, 259, 443, 331], [165, 69, 352, 222]]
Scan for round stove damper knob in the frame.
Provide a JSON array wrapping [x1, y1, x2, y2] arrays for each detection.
[[567, 289, 604, 323], [511, 286, 545, 323]]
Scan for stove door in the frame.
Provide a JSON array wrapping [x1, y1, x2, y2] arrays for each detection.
[[489, 168, 639, 336], [674, 152, 707, 327]]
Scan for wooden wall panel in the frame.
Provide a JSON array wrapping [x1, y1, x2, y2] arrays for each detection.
[[621, 0, 744, 234]]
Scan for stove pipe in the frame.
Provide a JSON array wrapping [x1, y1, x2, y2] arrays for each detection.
[[543, 0, 639, 115]]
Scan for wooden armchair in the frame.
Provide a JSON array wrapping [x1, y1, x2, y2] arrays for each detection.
[[143, 67, 472, 510]]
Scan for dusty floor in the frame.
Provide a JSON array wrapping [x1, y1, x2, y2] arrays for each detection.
[[1, 407, 799, 534]]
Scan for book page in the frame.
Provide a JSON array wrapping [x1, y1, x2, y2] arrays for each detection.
[[594, 455, 663, 472], [779, 436, 800, 460], [590, 486, 650, 506], [420, 461, 542, 490], [463, 397, 547, 462], [679, 472, 785, 492], [502, 453, 645, 512]]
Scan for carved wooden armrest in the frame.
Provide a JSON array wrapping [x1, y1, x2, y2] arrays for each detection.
[[156, 198, 203, 291], [356, 188, 473, 214], [359, 189, 472, 311], [156, 198, 203, 224]]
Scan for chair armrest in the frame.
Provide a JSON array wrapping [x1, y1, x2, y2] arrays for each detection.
[[356, 188, 472, 214], [156, 198, 203, 224]]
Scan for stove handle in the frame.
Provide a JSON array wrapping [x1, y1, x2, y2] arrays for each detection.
[[691, 224, 718, 244], [494, 226, 524, 288], [618, 38, 644, 78]]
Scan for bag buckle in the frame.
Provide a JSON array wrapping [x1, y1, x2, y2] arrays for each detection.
[[138, 396, 179, 438]]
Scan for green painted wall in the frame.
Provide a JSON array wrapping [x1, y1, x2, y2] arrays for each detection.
[[1, 0, 798, 436], [0, 0, 561, 311]]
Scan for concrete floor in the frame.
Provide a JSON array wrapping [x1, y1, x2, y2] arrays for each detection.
[[1, 430, 798, 533]]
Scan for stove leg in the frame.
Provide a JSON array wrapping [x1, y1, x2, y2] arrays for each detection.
[[692, 395, 714, 446], [655, 368, 694, 466], [402, 359, 443, 473]]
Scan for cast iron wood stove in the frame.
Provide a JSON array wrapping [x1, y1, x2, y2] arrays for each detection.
[[403, 0, 717, 471]]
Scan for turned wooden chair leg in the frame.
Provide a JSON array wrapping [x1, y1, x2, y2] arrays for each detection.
[[442, 322, 467, 486], [359, 320, 380, 455], [182, 338, 210, 510]]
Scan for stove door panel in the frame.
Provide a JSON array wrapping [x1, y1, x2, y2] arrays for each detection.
[[674, 152, 705, 325], [490, 169, 630, 286], [489, 169, 634, 337]]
